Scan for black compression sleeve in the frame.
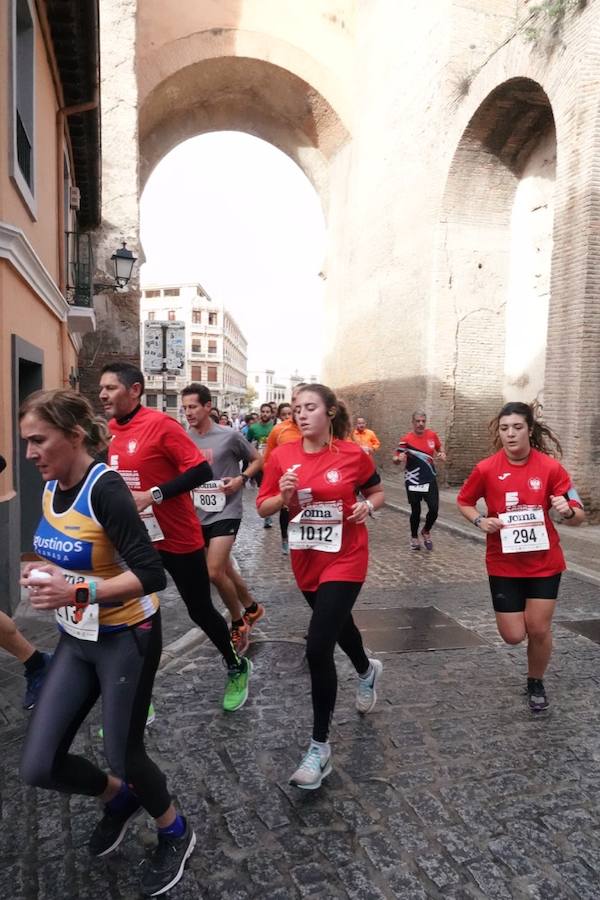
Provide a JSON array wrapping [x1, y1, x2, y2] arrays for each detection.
[[158, 461, 213, 500], [91, 472, 166, 596], [358, 472, 382, 492]]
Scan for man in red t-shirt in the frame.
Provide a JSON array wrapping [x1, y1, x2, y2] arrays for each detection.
[[99, 363, 251, 712], [392, 410, 446, 551]]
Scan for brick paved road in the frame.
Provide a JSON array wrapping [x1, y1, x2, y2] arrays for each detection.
[[2, 491, 600, 898]]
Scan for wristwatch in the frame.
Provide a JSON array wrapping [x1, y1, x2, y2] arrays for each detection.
[[241, 473, 249, 484], [365, 499, 375, 517], [150, 485, 164, 504], [473, 515, 483, 528], [74, 584, 90, 607]]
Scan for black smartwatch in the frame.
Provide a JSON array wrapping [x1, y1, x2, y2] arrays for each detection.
[[241, 473, 249, 484]]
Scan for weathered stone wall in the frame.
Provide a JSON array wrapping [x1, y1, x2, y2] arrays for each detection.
[[90, 0, 600, 514]]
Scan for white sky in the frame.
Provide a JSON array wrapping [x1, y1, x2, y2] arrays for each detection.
[[140, 132, 326, 378]]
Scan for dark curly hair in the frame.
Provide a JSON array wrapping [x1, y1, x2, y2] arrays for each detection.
[[490, 400, 562, 458]]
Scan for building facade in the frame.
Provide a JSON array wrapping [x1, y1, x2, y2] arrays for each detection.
[[0, 0, 101, 612], [141, 282, 247, 416], [248, 369, 318, 407]]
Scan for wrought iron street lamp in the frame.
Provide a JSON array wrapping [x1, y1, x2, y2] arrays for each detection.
[[93, 241, 138, 292], [111, 241, 137, 288]]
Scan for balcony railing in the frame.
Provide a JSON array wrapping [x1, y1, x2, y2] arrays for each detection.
[[66, 231, 93, 307]]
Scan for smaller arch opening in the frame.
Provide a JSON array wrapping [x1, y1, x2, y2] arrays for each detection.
[[432, 78, 556, 481]]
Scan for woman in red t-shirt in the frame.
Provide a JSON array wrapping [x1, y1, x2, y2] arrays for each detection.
[[457, 401, 584, 712], [257, 384, 385, 790]]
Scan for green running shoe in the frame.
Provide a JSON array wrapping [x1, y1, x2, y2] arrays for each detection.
[[223, 658, 252, 712]]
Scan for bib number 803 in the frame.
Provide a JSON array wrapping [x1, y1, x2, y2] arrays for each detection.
[[299, 525, 333, 543], [197, 494, 218, 507]]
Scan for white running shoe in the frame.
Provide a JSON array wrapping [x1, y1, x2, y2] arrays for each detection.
[[356, 658, 383, 714], [289, 744, 332, 790]]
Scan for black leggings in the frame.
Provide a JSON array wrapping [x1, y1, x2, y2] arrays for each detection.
[[160, 548, 237, 668], [407, 480, 439, 538], [279, 507, 289, 540], [21, 612, 170, 819], [302, 582, 369, 743]]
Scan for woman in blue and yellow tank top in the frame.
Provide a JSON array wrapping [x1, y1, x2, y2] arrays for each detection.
[[18, 389, 196, 896]]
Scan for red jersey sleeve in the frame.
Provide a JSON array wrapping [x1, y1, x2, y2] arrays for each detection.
[[256, 448, 284, 508], [549, 461, 583, 508], [457, 465, 486, 507], [161, 419, 206, 473]]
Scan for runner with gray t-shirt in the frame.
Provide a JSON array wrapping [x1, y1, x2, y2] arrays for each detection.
[[182, 383, 265, 655]]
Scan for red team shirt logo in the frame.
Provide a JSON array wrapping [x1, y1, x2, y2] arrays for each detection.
[[325, 469, 341, 484], [528, 477, 542, 491]]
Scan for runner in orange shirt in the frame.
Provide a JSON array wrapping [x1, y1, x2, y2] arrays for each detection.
[[352, 417, 381, 455]]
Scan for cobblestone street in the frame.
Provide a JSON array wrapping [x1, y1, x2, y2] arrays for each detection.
[[3, 492, 600, 898]]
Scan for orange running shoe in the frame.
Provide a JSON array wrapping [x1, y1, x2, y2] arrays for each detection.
[[243, 602, 265, 630], [230, 621, 250, 655]]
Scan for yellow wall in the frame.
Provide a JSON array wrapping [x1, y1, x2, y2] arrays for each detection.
[[0, 2, 76, 498], [0, 1, 61, 280]]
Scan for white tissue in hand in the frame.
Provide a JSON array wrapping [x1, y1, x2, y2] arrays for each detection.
[[28, 569, 52, 584]]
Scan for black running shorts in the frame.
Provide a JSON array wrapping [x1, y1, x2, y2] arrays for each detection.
[[202, 518, 241, 546], [488, 573, 562, 613]]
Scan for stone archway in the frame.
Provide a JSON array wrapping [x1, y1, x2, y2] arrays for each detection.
[[429, 77, 556, 483], [80, 2, 351, 402]]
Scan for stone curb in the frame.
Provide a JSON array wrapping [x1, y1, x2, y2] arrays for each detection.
[[384, 498, 600, 589]]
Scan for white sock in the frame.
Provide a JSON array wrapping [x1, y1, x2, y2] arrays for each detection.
[[310, 738, 330, 761]]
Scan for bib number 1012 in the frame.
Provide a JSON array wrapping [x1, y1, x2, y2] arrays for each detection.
[[298, 524, 333, 543]]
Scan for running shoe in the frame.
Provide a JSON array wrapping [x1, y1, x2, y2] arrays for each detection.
[[88, 795, 142, 857], [23, 652, 53, 710], [264, 516, 273, 529], [281, 539, 289, 554], [527, 678, 549, 712], [356, 658, 383, 714], [223, 658, 252, 712], [243, 602, 265, 630], [140, 817, 196, 897], [421, 530, 433, 551], [230, 621, 250, 655], [410, 538, 421, 551], [289, 744, 332, 790]]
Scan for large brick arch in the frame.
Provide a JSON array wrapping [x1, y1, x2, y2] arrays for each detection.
[[430, 78, 556, 483], [138, 53, 350, 211]]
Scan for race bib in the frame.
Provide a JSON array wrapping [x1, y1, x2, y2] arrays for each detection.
[[140, 507, 165, 542], [499, 506, 550, 554], [193, 480, 227, 512], [407, 483, 429, 493], [54, 569, 101, 642], [288, 501, 343, 552]]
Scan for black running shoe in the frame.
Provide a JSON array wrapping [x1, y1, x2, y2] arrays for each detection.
[[88, 796, 142, 857], [140, 818, 196, 897], [527, 678, 549, 713], [23, 652, 53, 710]]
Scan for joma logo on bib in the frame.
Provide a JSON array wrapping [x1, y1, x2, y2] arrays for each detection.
[[504, 511, 538, 525], [303, 508, 335, 519]]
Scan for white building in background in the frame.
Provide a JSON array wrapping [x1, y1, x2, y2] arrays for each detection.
[[248, 368, 318, 407], [141, 283, 247, 416]]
